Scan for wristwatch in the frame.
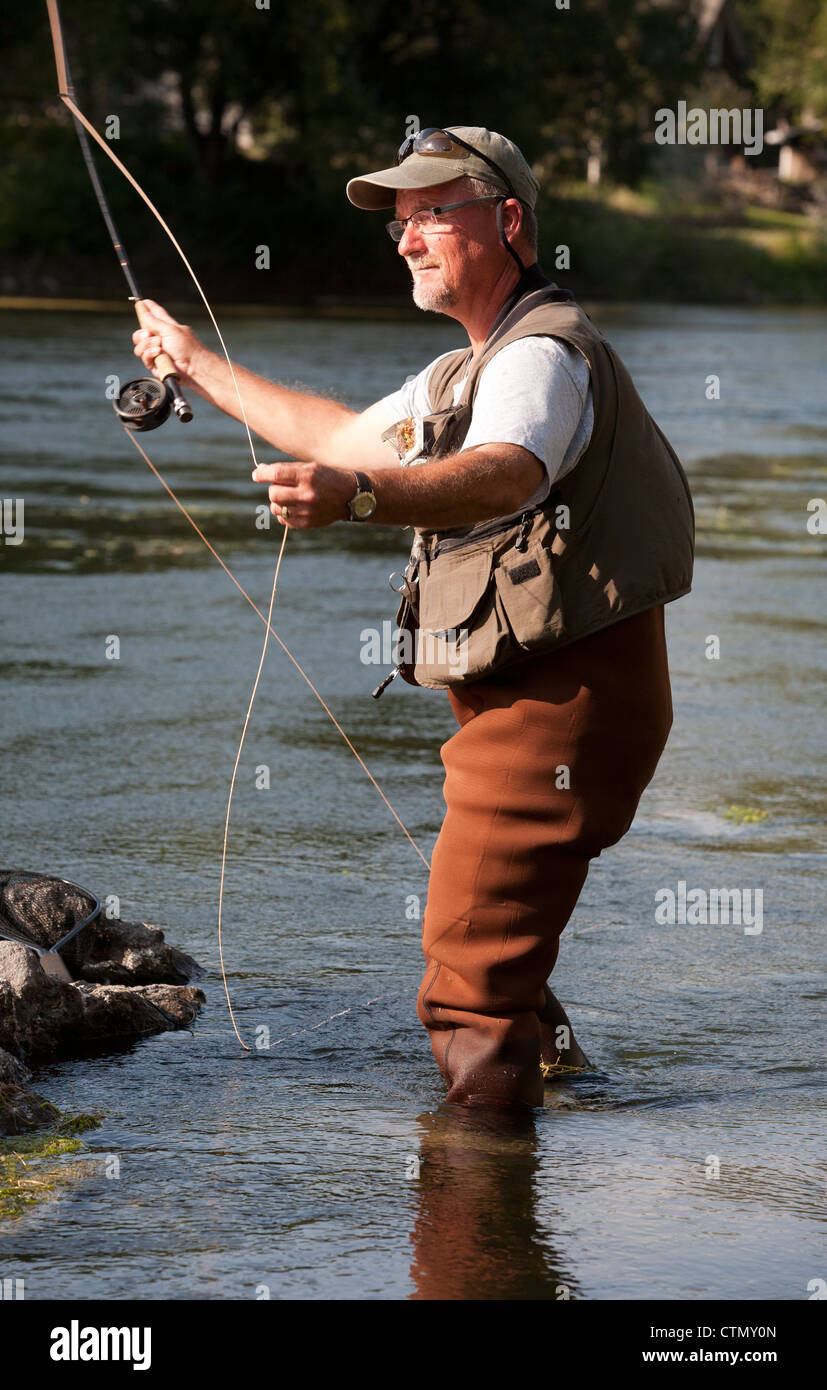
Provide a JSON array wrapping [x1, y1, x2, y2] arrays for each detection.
[[347, 471, 377, 522]]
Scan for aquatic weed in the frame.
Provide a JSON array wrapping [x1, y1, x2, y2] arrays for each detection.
[[0, 1111, 103, 1220]]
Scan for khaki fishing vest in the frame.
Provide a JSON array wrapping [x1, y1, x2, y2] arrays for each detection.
[[387, 284, 695, 689]]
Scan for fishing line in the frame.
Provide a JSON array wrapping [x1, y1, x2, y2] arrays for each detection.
[[126, 437, 431, 1053], [126, 433, 431, 1049], [126, 434, 431, 873], [48, 0, 430, 1052], [45, 0, 192, 428], [45, 0, 279, 1044], [216, 527, 288, 1050], [265, 987, 413, 1050]]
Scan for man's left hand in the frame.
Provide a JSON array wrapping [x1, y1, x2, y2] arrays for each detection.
[[251, 461, 357, 528]]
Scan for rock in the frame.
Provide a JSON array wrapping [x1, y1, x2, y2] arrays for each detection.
[[0, 1082, 59, 1136], [78, 918, 203, 986], [0, 941, 204, 1063], [0, 1046, 29, 1088], [72, 981, 204, 1041], [0, 942, 84, 1058], [0, 1046, 57, 1138], [0, 879, 207, 1146]]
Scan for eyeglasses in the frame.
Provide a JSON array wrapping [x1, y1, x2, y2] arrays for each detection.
[[386, 195, 501, 243], [397, 127, 518, 201]]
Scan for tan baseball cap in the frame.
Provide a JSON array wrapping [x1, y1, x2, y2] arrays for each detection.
[[346, 126, 540, 211]]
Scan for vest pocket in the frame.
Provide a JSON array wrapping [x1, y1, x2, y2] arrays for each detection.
[[493, 542, 564, 651], [397, 515, 568, 690], [414, 545, 506, 688]]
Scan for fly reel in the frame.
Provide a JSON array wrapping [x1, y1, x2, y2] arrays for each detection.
[[114, 376, 194, 432], [114, 377, 174, 432]]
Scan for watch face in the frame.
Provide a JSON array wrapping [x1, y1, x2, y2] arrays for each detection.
[[352, 491, 376, 520]]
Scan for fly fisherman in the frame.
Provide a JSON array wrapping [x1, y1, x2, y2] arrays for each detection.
[[134, 125, 694, 1112]]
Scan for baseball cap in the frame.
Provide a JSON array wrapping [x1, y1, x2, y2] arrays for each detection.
[[346, 126, 540, 211]]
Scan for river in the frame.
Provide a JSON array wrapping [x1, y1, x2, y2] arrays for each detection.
[[1, 302, 824, 1299]]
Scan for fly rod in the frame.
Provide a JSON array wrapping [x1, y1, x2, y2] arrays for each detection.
[[45, 0, 193, 431]]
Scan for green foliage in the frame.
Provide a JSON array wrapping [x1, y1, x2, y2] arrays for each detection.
[[57, 1111, 104, 1136], [0, 0, 823, 302], [741, 0, 827, 119]]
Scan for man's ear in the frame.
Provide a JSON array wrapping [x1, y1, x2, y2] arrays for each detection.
[[503, 197, 523, 241]]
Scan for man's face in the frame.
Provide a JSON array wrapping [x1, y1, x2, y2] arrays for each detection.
[[394, 179, 503, 314]]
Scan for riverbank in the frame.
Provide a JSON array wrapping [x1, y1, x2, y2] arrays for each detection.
[[2, 167, 825, 307], [545, 183, 827, 304]]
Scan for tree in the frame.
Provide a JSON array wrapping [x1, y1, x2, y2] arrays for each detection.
[[740, 0, 827, 121]]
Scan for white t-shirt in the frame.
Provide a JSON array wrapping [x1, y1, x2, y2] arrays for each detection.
[[380, 335, 595, 512]]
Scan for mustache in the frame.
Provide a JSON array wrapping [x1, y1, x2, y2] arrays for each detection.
[[408, 258, 441, 270]]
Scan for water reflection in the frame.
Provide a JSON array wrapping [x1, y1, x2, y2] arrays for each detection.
[[409, 1106, 573, 1300]]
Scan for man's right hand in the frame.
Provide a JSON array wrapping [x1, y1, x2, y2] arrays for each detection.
[[127, 303, 397, 470], [132, 298, 204, 383]]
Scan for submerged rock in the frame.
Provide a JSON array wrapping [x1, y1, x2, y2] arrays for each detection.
[[0, 1045, 29, 1088], [0, 1046, 59, 1136], [0, 1112, 104, 1218]]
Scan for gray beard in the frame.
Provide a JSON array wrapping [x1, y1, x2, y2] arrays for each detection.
[[411, 275, 457, 312]]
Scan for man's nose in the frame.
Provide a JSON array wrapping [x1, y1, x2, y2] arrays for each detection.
[[397, 219, 425, 257]]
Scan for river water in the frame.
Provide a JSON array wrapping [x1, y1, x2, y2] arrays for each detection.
[[1, 303, 824, 1300]]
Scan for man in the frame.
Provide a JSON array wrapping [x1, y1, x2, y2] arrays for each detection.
[[133, 125, 694, 1112]]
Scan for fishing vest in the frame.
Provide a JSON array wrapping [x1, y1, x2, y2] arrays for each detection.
[[383, 277, 695, 690]]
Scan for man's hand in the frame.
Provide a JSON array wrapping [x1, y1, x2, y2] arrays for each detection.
[[253, 444, 544, 530], [251, 461, 357, 528], [132, 299, 206, 384]]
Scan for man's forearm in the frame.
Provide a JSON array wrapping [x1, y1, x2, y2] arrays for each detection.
[[365, 446, 543, 529], [189, 345, 357, 460], [254, 442, 544, 529]]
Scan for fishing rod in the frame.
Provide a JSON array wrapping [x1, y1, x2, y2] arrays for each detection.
[[45, 0, 193, 432]]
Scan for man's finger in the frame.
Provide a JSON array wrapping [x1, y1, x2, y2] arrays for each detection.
[[251, 463, 305, 485], [266, 484, 305, 506], [133, 332, 161, 359], [140, 298, 177, 325]]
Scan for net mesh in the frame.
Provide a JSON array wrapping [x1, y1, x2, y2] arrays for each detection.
[[0, 870, 97, 971]]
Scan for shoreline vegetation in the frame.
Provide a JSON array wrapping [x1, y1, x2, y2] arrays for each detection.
[[0, 1111, 103, 1222], [3, 180, 825, 310], [4, 3, 826, 312]]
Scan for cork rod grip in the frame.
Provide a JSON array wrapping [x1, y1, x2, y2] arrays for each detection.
[[133, 299, 179, 382]]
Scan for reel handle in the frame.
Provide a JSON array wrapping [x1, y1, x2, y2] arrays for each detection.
[[132, 298, 193, 422]]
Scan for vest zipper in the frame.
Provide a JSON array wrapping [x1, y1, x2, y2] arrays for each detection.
[[422, 504, 544, 559]]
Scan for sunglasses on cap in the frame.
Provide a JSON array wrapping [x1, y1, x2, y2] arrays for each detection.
[[396, 127, 518, 201]]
